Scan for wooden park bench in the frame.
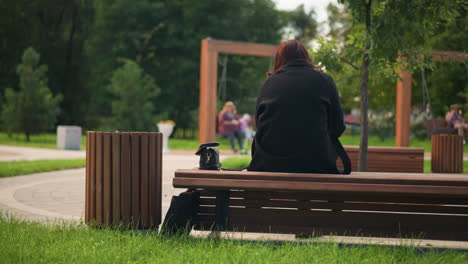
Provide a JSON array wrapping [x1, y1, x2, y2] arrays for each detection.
[[425, 119, 468, 136], [173, 169, 468, 241], [342, 146, 424, 173]]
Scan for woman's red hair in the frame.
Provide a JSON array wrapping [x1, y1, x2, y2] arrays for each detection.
[[267, 40, 315, 76]]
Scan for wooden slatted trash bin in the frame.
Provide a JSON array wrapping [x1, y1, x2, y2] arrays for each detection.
[[85, 132, 163, 228], [431, 134, 463, 173]]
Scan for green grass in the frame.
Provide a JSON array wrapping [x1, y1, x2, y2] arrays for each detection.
[[0, 133, 86, 150], [169, 137, 252, 151], [1, 216, 466, 264], [221, 157, 252, 169], [0, 159, 86, 178], [0, 132, 466, 153], [223, 157, 468, 173], [424, 160, 468, 173]]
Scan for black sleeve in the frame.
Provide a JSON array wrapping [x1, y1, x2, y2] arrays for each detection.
[[324, 74, 345, 138]]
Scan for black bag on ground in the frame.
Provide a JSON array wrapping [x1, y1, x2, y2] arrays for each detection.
[[162, 143, 221, 235], [161, 189, 200, 235]]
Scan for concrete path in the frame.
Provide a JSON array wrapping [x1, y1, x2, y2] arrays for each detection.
[[0, 153, 198, 223], [1, 144, 467, 162], [0, 145, 85, 161]]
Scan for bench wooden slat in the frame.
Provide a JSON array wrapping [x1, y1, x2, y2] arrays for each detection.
[[176, 170, 468, 186], [140, 133, 149, 228], [131, 133, 140, 226], [174, 177, 468, 197], [149, 134, 157, 227], [121, 133, 131, 224], [95, 133, 103, 224], [198, 198, 468, 214], [88, 132, 96, 222], [85, 132, 91, 223], [198, 189, 468, 205], [156, 133, 163, 226], [111, 133, 121, 225], [103, 133, 112, 225], [198, 205, 468, 218]]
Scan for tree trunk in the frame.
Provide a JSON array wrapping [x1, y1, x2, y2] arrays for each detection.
[[358, 0, 372, 172], [63, 3, 78, 123], [25, 133, 30, 142]]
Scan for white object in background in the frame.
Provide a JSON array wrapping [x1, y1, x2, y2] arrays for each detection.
[[57, 126, 82, 150], [157, 123, 175, 153]]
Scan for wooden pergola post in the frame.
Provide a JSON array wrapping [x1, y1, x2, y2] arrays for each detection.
[[199, 38, 277, 143], [199, 39, 218, 144], [395, 51, 467, 147], [395, 54, 412, 147]]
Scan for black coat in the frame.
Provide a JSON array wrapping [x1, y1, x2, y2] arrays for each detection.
[[247, 59, 346, 174]]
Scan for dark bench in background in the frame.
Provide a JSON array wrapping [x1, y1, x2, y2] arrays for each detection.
[[174, 169, 468, 241], [425, 119, 468, 136], [341, 146, 424, 173]]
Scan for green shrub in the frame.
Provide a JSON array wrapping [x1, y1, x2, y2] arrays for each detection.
[[1, 47, 62, 141], [108, 61, 160, 131]]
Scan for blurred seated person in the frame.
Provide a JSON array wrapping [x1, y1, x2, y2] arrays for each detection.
[[219, 101, 244, 153], [446, 104, 468, 137]]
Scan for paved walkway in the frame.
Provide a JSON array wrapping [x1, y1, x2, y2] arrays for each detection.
[[0, 152, 198, 223], [0, 145, 85, 161]]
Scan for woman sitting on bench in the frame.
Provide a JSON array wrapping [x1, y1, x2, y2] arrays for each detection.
[[446, 104, 468, 138], [247, 40, 348, 174]]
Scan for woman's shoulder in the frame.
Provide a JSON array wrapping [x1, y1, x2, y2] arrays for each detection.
[[317, 71, 333, 81]]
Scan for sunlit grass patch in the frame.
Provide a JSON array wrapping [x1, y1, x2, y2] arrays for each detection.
[[0, 159, 86, 178], [0, 214, 467, 264]]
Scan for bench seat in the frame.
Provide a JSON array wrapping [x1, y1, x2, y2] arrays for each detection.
[[174, 169, 468, 241]]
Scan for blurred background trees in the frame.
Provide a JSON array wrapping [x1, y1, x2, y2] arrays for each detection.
[[1, 47, 62, 141], [107, 61, 160, 131], [0, 0, 465, 140]]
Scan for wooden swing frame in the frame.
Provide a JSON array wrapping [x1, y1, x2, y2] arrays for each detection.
[[198, 38, 276, 143], [396, 51, 467, 146], [198, 38, 467, 147]]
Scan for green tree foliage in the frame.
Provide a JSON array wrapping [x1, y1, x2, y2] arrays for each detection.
[[285, 4, 318, 43], [85, 0, 284, 130], [107, 61, 160, 131], [313, 0, 463, 171], [1, 47, 62, 141], [412, 4, 468, 119], [320, 2, 466, 123], [326, 3, 353, 43], [0, 0, 94, 125]]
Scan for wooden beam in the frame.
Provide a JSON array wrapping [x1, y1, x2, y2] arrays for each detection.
[[199, 38, 277, 143], [208, 39, 277, 57], [199, 39, 218, 143], [395, 57, 412, 147], [431, 51, 467, 63]]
